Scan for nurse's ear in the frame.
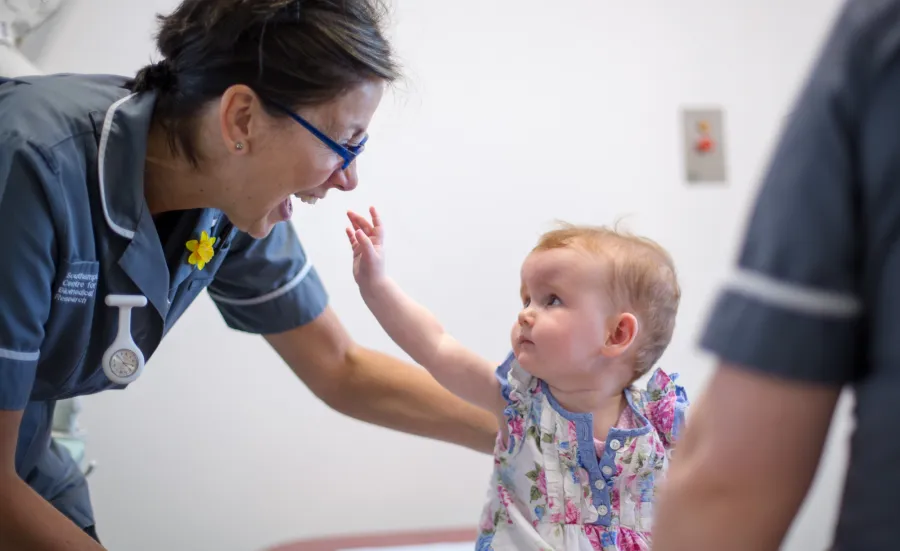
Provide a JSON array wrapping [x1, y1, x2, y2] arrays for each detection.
[[218, 84, 261, 154]]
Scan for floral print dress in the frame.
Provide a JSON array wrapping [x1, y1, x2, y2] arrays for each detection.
[[476, 354, 689, 551]]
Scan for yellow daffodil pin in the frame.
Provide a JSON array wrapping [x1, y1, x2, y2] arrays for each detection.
[[186, 231, 216, 270]]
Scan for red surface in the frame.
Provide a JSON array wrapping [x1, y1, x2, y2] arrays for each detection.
[[265, 528, 476, 551]]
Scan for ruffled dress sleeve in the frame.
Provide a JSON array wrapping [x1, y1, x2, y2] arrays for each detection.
[[642, 368, 690, 449], [494, 351, 540, 454]]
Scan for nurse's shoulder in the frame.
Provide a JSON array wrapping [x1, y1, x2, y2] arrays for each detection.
[[0, 74, 129, 148], [0, 75, 133, 248]]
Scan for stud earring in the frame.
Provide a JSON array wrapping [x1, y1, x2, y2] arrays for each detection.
[[235, 142, 244, 150]]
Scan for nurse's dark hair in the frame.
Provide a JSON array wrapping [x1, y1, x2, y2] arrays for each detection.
[[128, 0, 399, 167]]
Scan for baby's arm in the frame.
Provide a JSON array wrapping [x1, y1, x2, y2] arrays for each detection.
[[361, 277, 505, 414], [346, 208, 505, 417]]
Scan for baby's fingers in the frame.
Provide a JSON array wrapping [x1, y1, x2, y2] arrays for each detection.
[[346, 211, 362, 233], [347, 210, 375, 235], [345, 227, 359, 249], [355, 228, 377, 258], [369, 206, 383, 231]]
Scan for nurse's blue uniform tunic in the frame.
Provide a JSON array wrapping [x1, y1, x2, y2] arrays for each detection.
[[0, 74, 329, 529]]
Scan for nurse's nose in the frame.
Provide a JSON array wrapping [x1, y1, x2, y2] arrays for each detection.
[[328, 162, 359, 192]]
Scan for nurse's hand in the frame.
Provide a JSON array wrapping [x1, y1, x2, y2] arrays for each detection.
[[346, 206, 386, 289]]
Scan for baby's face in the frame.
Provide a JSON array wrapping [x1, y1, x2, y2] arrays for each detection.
[[511, 247, 614, 382]]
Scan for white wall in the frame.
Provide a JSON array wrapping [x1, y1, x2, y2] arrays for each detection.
[[19, 0, 851, 550]]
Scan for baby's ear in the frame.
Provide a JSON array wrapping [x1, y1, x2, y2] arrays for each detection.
[[601, 313, 639, 358]]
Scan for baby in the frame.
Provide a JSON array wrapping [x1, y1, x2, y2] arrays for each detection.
[[346, 208, 689, 551]]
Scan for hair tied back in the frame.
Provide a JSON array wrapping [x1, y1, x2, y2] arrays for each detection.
[[132, 59, 178, 93]]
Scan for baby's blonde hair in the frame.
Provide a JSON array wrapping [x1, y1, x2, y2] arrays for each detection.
[[532, 222, 681, 378]]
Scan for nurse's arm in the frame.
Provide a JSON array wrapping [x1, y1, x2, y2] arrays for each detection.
[[0, 410, 105, 550], [264, 306, 499, 454], [652, 364, 840, 551]]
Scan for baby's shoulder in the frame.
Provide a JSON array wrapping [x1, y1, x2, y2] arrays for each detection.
[[495, 352, 541, 405], [632, 368, 690, 447]]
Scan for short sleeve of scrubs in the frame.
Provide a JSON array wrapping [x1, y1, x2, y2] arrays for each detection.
[[207, 221, 328, 334], [0, 135, 58, 410], [699, 0, 899, 384]]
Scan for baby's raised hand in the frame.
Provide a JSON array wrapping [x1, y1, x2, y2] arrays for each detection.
[[346, 206, 386, 289]]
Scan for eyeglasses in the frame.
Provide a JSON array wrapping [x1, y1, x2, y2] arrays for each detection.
[[268, 100, 368, 171]]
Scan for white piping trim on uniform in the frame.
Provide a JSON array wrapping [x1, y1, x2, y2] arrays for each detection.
[[725, 268, 862, 318], [98, 94, 138, 240], [0, 347, 39, 362], [207, 259, 313, 306]]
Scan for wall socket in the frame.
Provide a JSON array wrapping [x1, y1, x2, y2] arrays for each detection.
[[682, 107, 727, 184]]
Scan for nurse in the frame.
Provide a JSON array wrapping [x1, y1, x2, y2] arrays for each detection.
[[0, 0, 498, 548]]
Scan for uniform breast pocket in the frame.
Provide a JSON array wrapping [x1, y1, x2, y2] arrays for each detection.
[[33, 260, 102, 399]]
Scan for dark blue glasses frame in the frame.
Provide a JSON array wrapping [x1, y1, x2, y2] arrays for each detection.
[[269, 100, 367, 170]]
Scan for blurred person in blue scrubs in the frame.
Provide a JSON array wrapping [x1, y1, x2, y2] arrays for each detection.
[[655, 1, 900, 550]]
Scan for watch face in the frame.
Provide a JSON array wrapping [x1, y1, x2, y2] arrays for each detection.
[[109, 349, 139, 378]]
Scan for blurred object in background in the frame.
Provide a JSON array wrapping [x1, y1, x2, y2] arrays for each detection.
[[0, 0, 67, 75]]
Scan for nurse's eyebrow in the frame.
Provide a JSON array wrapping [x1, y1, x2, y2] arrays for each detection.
[[320, 119, 365, 143], [333, 125, 367, 146]]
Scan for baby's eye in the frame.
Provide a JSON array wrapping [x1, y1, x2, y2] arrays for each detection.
[[547, 295, 562, 306], [522, 297, 531, 307]]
